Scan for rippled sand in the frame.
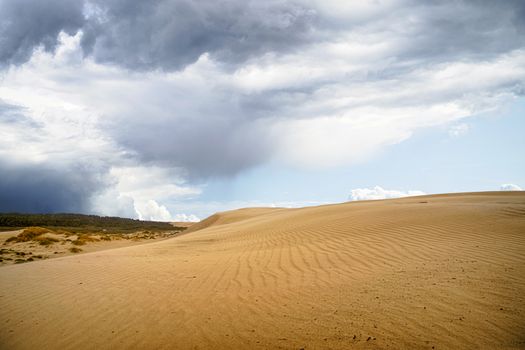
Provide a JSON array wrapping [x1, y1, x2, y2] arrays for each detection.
[[1, 192, 524, 349]]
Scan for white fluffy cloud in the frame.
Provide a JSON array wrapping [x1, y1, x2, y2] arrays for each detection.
[[90, 165, 201, 221], [134, 200, 173, 222], [500, 184, 523, 191], [171, 213, 200, 222], [108, 166, 200, 202], [349, 186, 426, 201]]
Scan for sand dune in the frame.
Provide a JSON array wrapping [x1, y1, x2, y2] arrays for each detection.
[[1, 192, 524, 349], [182, 207, 285, 234]]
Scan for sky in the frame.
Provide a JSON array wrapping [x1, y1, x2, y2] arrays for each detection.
[[0, 0, 524, 221]]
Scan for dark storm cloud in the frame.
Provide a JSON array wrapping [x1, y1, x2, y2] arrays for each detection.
[[0, 161, 107, 214], [0, 0, 84, 67], [81, 0, 317, 71], [1, 0, 524, 70], [0, 101, 109, 214], [0, 0, 317, 70]]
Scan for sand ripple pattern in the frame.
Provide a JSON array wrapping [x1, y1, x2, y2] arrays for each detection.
[[1, 192, 524, 349]]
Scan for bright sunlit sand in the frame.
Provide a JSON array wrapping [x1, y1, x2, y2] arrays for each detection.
[[1, 192, 524, 349]]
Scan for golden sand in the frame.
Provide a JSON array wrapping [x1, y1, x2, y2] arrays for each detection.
[[1, 192, 524, 349]]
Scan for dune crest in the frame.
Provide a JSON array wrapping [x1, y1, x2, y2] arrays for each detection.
[[1, 192, 524, 349], [183, 207, 285, 234]]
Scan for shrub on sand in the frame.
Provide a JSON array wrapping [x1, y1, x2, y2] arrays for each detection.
[[72, 234, 98, 246], [55, 229, 74, 236], [5, 227, 56, 244], [5, 236, 17, 243], [34, 236, 60, 246]]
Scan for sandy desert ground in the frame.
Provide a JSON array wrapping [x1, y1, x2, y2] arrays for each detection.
[[0, 192, 524, 349], [0, 229, 183, 266]]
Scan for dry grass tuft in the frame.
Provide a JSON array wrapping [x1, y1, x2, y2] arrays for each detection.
[[72, 234, 99, 246], [55, 229, 74, 236], [69, 247, 83, 253], [34, 236, 60, 246], [5, 227, 55, 244]]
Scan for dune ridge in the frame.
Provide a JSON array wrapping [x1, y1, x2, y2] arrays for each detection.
[[0, 192, 524, 349], [182, 207, 286, 234]]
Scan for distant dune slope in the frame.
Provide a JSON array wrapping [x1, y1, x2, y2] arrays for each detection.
[[183, 207, 286, 234], [1, 192, 524, 349]]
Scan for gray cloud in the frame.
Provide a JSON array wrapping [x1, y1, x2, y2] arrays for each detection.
[[0, 0, 84, 67], [81, 0, 317, 71], [398, 1, 525, 63], [107, 85, 275, 178], [0, 100, 41, 127], [2, 0, 524, 71], [0, 160, 108, 213], [1, 0, 317, 70], [0, 100, 111, 214]]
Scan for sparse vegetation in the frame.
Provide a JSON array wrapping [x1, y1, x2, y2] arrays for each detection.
[[5, 227, 52, 243], [34, 236, 60, 246], [0, 215, 185, 266], [71, 234, 97, 246], [5, 227, 59, 245], [0, 213, 185, 233]]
